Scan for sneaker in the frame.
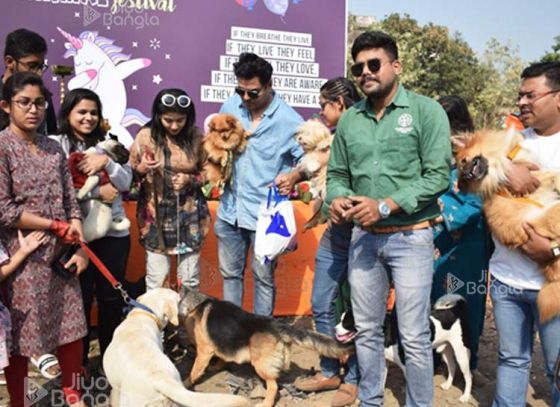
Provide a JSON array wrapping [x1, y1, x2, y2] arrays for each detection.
[[294, 373, 341, 392], [331, 383, 358, 407]]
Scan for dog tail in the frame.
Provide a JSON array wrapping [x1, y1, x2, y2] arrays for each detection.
[[155, 377, 249, 407], [274, 322, 353, 358], [537, 278, 560, 323]]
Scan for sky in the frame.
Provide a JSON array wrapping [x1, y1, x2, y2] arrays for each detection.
[[348, 0, 559, 63]]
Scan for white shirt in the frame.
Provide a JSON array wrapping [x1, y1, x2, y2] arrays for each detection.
[[490, 128, 560, 290]]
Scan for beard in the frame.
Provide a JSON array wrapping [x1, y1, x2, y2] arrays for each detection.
[[360, 75, 396, 100]]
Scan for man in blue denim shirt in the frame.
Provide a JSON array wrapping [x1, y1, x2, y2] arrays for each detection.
[[216, 52, 304, 317]]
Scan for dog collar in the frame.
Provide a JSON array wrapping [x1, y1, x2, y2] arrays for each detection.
[[128, 309, 165, 331], [496, 189, 545, 208]]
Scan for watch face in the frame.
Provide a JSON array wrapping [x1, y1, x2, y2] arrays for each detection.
[[379, 202, 390, 217]]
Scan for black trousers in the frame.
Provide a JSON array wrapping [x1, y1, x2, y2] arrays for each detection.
[[80, 235, 131, 366]]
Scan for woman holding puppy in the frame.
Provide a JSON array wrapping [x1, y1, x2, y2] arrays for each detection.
[[50, 88, 132, 372], [0, 72, 88, 407], [130, 88, 210, 291], [295, 77, 362, 407]]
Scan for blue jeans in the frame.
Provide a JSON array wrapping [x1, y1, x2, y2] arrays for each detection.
[[215, 217, 277, 316], [348, 227, 434, 407], [490, 277, 560, 407], [312, 230, 359, 385]]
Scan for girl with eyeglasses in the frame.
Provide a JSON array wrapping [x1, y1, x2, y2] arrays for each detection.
[[130, 88, 210, 291], [0, 72, 88, 407], [49, 88, 132, 374]]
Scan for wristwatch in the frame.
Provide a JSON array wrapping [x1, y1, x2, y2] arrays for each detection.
[[551, 240, 560, 258], [378, 200, 391, 219]]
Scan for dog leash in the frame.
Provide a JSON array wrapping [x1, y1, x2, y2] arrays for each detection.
[[77, 240, 157, 316]]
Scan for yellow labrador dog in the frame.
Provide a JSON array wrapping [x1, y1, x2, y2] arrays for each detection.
[[103, 288, 248, 406]]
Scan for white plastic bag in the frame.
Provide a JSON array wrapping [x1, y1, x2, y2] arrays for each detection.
[[254, 185, 297, 264]]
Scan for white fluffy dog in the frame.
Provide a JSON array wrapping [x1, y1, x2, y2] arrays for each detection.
[[294, 120, 333, 229], [103, 288, 249, 407]]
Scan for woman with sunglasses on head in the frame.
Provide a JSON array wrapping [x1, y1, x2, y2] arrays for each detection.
[[0, 72, 88, 407], [294, 77, 363, 407], [49, 88, 132, 373], [130, 89, 210, 291]]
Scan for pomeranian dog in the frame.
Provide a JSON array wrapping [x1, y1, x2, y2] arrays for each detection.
[[69, 137, 130, 242], [179, 287, 353, 407], [455, 128, 560, 321], [203, 113, 249, 189], [293, 120, 333, 229]]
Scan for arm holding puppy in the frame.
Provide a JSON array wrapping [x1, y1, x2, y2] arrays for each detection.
[[521, 223, 559, 264]]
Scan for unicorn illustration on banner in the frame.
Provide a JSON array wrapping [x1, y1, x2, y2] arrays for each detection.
[[236, 0, 302, 16], [58, 27, 151, 147]]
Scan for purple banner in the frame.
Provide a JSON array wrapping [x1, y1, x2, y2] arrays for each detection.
[[1, 0, 347, 146]]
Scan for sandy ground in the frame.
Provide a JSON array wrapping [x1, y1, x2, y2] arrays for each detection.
[[0, 303, 554, 407]]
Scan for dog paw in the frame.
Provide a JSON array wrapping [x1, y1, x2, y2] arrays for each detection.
[[440, 381, 452, 390], [459, 393, 471, 403]]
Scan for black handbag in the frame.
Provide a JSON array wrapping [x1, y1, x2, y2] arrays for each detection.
[[51, 244, 79, 279]]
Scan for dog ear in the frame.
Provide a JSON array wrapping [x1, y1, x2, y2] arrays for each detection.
[[225, 114, 237, 129], [164, 300, 180, 326]]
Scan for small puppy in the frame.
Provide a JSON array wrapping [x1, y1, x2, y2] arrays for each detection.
[[68, 137, 131, 242], [293, 120, 333, 229], [335, 294, 472, 403], [103, 288, 248, 407], [455, 128, 560, 321], [179, 288, 352, 407], [203, 113, 250, 190]]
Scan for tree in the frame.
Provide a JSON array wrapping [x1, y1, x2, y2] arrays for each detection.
[[540, 35, 560, 63]]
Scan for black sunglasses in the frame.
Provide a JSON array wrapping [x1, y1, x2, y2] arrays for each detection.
[[235, 87, 263, 100], [350, 58, 382, 77]]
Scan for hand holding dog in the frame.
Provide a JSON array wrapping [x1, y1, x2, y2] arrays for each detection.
[[274, 171, 300, 195], [329, 196, 354, 224], [506, 162, 541, 196], [344, 196, 381, 227], [521, 223, 555, 264], [77, 153, 109, 176], [99, 184, 119, 203]]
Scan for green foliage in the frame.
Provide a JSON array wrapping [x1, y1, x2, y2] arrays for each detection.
[[540, 35, 560, 63]]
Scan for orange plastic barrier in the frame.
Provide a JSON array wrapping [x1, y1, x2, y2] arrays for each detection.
[[123, 201, 326, 316]]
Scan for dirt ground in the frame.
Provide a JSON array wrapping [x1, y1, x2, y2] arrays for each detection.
[[0, 303, 553, 407]]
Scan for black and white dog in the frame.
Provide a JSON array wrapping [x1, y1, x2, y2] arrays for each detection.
[[335, 294, 472, 403]]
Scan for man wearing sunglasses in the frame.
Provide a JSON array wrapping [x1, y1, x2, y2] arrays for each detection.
[[488, 62, 560, 407], [326, 31, 451, 406], [215, 52, 304, 319], [1, 28, 57, 134]]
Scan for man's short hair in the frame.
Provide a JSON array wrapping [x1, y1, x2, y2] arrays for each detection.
[[233, 53, 273, 85], [4, 28, 47, 59], [521, 62, 560, 90], [351, 31, 398, 62]]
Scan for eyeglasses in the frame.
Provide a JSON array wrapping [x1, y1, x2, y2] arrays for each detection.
[[517, 89, 560, 104], [12, 98, 48, 111], [161, 94, 191, 108], [235, 87, 263, 100], [350, 58, 385, 77], [15, 59, 49, 74]]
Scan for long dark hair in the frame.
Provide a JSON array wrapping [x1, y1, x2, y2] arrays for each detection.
[[320, 77, 361, 109], [438, 95, 475, 135], [58, 88, 105, 150], [150, 88, 197, 158], [0, 71, 47, 131]]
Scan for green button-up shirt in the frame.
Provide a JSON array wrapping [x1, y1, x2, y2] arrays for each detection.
[[326, 85, 452, 227]]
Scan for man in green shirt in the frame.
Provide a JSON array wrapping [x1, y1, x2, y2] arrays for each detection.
[[326, 31, 451, 406]]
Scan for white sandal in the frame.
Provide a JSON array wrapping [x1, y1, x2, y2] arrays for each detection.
[[30, 354, 61, 380]]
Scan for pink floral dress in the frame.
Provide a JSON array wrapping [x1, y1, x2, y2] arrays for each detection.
[[0, 129, 87, 356], [0, 242, 11, 369]]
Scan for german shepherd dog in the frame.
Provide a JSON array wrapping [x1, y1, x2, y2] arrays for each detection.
[[179, 288, 353, 407], [454, 128, 560, 322], [335, 294, 473, 403]]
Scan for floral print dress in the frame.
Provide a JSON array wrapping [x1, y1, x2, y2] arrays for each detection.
[[130, 128, 210, 254], [0, 129, 87, 356], [0, 242, 11, 369]]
